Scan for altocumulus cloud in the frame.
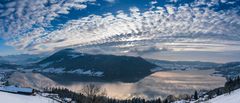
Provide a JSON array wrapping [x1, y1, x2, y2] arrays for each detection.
[[0, 0, 240, 54], [127, 46, 170, 56]]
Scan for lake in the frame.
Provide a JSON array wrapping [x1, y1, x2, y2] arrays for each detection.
[[8, 69, 226, 99]]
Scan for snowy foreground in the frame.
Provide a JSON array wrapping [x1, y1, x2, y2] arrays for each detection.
[[207, 88, 240, 103], [174, 88, 240, 103], [0, 91, 59, 103], [1, 88, 240, 103]]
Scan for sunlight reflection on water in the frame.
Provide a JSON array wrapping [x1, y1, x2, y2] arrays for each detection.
[[65, 69, 226, 99]]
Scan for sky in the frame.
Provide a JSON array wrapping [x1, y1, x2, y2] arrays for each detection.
[[0, 0, 240, 63], [0, 38, 21, 56]]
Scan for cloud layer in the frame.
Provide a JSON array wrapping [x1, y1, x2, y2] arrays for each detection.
[[0, 0, 240, 56]]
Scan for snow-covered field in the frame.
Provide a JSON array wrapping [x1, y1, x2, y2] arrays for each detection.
[[208, 88, 240, 103], [0, 91, 58, 103]]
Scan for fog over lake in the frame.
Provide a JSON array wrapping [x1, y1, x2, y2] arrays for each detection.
[[9, 69, 226, 99]]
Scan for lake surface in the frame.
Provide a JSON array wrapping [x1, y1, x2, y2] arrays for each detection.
[[8, 69, 226, 99]]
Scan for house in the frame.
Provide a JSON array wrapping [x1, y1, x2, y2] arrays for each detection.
[[0, 85, 34, 95]]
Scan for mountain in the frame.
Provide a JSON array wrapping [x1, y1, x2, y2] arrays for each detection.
[[147, 59, 220, 70], [0, 63, 20, 70], [0, 56, 20, 70], [0, 57, 9, 64], [36, 49, 157, 82], [0, 54, 45, 65], [214, 62, 240, 77], [148, 59, 240, 78]]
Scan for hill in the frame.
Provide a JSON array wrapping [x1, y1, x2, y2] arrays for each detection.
[[214, 62, 240, 77], [147, 59, 220, 70], [36, 49, 157, 82]]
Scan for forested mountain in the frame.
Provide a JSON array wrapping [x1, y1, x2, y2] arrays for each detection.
[[36, 49, 157, 82]]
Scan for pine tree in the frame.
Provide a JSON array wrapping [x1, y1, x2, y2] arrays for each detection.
[[194, 90, 198, 100], [3, 81, 10, 86], [216, 89, 221, 96], [156, 98, 162, 103], [163, 99, 168, 103]]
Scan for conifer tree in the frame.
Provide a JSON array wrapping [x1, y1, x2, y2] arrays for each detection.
[[194, 90, 198, 100]]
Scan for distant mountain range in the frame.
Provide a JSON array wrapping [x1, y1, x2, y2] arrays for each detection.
[[0, 48, 239, 82], [147, 59, 220, 70], [214, 62, 240, 77], [0, 54, 44, 65], [0, 63, 20, 70], [148, 59, 240, 78]]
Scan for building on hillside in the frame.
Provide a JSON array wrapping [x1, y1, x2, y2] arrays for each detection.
[[0, 85, 35, 95]]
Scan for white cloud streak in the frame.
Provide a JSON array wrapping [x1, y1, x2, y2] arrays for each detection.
[[0, 0, 240, 55]]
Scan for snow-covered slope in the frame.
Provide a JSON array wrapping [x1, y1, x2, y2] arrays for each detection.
[[208, 88, 240, 103], [0, 91, 58, 103]]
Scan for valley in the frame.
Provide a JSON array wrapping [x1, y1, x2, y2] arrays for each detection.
[[1, 0, 239, 102], [0, 49, 238, 101]]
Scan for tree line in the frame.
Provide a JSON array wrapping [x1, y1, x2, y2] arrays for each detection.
[[44, 84, 163, 103], [44, 76, 240, 103], [207, 76, 240, 98]]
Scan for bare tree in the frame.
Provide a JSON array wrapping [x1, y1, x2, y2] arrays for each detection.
[[81, 83, 106, 103]]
